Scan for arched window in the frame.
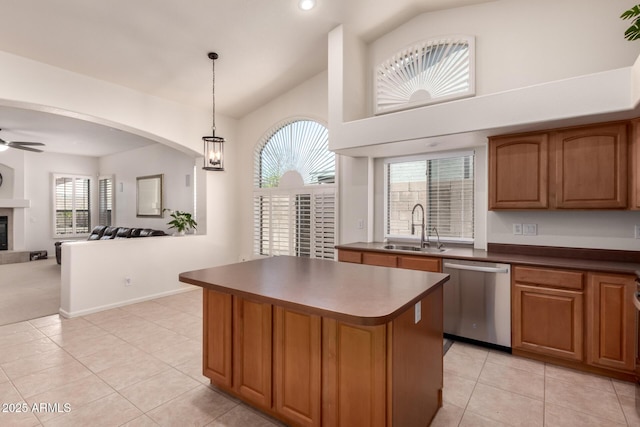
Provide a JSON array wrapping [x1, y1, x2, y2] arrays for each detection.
[[253, 119, 336, 259], [375, 35, 475, 114]]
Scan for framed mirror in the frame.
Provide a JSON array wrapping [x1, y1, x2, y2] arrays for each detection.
[[136, 174, 163, 217]]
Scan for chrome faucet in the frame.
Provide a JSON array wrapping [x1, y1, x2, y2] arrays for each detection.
[[429, 227, 444, 249], [411, 204, 428, 248]]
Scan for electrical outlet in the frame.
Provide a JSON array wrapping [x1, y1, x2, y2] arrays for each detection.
[[414, 302, 421, 324], [523, 223, 538, 236], [513, 224, 523, 235], [124, 277, 132, 287], [635, 225, 640, 239]]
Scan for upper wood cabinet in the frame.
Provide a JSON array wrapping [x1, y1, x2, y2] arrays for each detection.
[[489, 121, 630, 210], [552, 123, 627, 209], [489, 133, 549, 209], [631, 119, 640, 210]]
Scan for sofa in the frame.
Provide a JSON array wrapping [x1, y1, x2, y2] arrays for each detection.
[[54, 225, 167, 264]]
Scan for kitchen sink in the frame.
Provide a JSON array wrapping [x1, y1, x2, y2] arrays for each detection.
[[382, 244, 447, 253]]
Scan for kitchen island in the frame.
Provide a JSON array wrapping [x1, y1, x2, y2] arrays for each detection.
[[179, 256, 449, 427]]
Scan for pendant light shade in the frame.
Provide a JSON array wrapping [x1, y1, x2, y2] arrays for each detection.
[[203, 52, 225, 171]]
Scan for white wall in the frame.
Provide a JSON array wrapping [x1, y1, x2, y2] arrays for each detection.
[[99, 143, 198, 231], [235, 71, 329, 260], [328, 0, 640, 252], [24, 151, 99, 254], [368, 0, 640, 109], [0, 48, 241, 315]]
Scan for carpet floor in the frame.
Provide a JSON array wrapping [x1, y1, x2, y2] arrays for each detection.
[[0, 258, 60, 326]]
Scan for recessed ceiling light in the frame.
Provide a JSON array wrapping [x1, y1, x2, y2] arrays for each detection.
[[298, 0, 316, 11]]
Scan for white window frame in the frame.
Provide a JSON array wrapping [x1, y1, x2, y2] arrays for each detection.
[[52, 173, 92, 238], [383, 150, 474, 244]]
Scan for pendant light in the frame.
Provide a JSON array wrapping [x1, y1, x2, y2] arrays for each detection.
[[202, 52, 225, 171]]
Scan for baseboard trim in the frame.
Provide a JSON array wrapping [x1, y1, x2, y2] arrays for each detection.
[[58, 285, 199, 318]]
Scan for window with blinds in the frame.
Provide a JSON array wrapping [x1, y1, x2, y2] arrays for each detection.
[[253, 119, 336, 260], [385, 152, 474, 243], [253, 188, 336, 259], [53, 174, 91, 236], [98, 176, 114, 226]]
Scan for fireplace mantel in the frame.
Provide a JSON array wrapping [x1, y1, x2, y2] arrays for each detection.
[[0, 199, 30, 208]]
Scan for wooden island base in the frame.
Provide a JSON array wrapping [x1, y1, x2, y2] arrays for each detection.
[[180, 256, 447, 427]]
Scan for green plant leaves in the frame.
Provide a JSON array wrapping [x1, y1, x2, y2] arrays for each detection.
[[622, 5, 640, 41]]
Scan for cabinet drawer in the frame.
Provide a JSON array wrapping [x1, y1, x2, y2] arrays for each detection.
[[362, 252, 397, 267], [397, 255, 441, 272], [338, 250, 362, 264], [513, 266, 584, 290]]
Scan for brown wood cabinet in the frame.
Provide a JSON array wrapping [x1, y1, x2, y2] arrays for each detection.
[[631, 119, 640, 209], [233, 297, 273, 408], [512, 266, 584, 361], [489, 121, 630, 210], [337, 249, 441, 273], [552, 123, 627, 209], [586, 273, 636, 372], [203, 289, 232, 387], [274, 307, 321, 427], [489, 133, 549, 209]]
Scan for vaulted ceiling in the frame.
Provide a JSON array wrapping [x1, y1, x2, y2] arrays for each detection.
[[0, 0, 494, 156]]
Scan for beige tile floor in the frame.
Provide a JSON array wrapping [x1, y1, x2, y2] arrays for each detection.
[[0, 288, 638, 426]]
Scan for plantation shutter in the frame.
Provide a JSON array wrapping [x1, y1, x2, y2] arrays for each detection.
[[253, 188, 336, 259], [54, 175, 92, 236], [98, 176, 113, 226]]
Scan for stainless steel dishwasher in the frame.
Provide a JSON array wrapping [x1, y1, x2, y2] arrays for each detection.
[[442, 259, 511, 349]]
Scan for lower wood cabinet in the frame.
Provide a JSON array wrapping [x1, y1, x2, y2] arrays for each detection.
[[512, 266, 637, 377], [233, 297, 273, 408], [203, 286, 443, 426], [586, 273, 636, 371], [274, 307, 321, 427], [337, 249, 441, 273], [512, 281, 584, 361]]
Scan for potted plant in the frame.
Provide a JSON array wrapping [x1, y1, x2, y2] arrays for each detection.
[[622, 5, 640, 40], [163, 209, 197, 236]]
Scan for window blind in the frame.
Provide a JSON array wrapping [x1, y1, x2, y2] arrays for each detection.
[[386, 153, 474, 242]]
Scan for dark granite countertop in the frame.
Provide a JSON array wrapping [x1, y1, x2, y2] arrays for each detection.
[[336, 242, 640, 275]]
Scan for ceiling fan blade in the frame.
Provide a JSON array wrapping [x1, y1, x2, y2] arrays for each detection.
[[11, 145, 43, 153], [10, 141, 45, 146]]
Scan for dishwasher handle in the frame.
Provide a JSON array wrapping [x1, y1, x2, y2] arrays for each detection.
[[443, 262, 509, 274]]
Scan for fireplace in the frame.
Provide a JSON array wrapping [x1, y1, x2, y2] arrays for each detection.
[[0, 216, 7, 251]]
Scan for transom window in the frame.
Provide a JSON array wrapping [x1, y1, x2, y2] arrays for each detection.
[[375, 35, 475, 114], [385, 151, 474, 243], [253, 119, 336, 259]]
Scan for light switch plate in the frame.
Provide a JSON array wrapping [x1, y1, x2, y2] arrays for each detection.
[[523, 223, 537, 236], [513, 224, 523, 235]]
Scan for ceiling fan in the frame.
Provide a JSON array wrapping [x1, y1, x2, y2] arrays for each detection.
[[0, 129, 45, 153]]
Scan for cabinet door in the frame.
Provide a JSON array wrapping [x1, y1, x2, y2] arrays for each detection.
[[586, 273, 636, 372], [203, 289, 232, 387], [362, 252, 397, 267], [631, 119, 640, 210], [397, 255, 441, 272], [512, 283, 584, 361], [552, 123, 628, 209], [274, 307, 321, 427], [233, 297, 273, 409], [489, 133, 549, 209], [322, 319, 386, 427]]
